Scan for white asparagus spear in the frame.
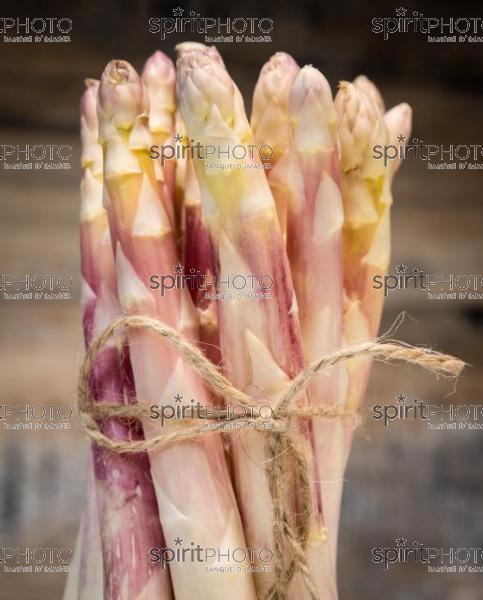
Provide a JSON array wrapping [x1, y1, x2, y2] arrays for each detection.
[[284, 65, 346, 576], [98, 59, 257, 600], [80, 77, 173, 600], [62, 462, 103, 600], [177, 48, 338, 600], [251, 52, 300, 239]]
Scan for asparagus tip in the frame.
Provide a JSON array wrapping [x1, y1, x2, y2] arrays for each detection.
[[175, 41, 224, 64], [353, 74, 385, 113], [81, 79, 100, 129], [385, 102, 413, 145], [290, 65, 334, 117], [142, 50, 175, 82], [98, 60, 146, 132]]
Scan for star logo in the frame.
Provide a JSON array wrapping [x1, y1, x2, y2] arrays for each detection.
[[396, 537, 407, 547], [173, 133, 183, 143], [174, 536, 183, 545], [173, 7, 184, 17], [396, 264, 407, 273], [396, 7, 407, 17], [174, 394, 183, 403], [396, 393, 407, 403], [173, 263, 184, 274], [397, 134, 406, 144]]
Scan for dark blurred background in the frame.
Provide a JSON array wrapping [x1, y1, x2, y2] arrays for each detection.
[[0, 1, 482, 598]]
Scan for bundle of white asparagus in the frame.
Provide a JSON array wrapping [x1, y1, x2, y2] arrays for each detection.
[[67, 45, 411, 600]]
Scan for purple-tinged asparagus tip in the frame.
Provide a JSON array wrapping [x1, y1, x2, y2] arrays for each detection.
[[98, 60, 146, 132], [253, 51, 299, 109], [141, 50, 175, 86], [290, 65, 334, 117], [261, 51, 298, 77]]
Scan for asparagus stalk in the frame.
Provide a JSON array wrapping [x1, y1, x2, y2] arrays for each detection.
[[354, 76, 413, 177], [284, 65, 346, 572], [63, 80, 105, 600], [63, 461, 103, 600], [335, 81, 411, 414], [80, 78, 172, 600], [251, 52, 299, 238], [177, 49, 337, 600], [98, 60, 257, 600], [251, 52, 299, 166], [335, 81, 390, 414], [384, 102, 413, 179], [182, 157, 212, 309], [173, 42, 224, 237], [144, 45, 221, 250], [141, 51, 176, 226], [175, 43, 221, 366], [183, 156, 221, 365]]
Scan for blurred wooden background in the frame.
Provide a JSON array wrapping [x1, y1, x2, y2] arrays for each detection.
[[0, 1, 482, 598]]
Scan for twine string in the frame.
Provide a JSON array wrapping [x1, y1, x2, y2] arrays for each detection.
[[77, 314, 464, 600]]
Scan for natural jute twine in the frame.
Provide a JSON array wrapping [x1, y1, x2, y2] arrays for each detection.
[[78, 314, 465, 600]]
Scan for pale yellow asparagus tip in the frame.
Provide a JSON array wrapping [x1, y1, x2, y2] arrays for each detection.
[[353, 74, 385, 113], [335, 80, 388, 178], [251, 52, 299, 158], [176, 50, 250, 142], [335, 81, 377, 170]]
